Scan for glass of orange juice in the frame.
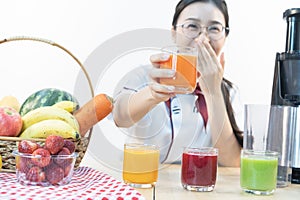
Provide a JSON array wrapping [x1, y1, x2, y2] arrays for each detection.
[[160, 45, 198, 94], [123, 143, 160, 188]]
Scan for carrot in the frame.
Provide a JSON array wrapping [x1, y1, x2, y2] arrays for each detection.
[[73, 94, 113, 136]]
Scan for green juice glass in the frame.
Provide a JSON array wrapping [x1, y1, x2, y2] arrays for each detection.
[[240, 150, 278, 195]]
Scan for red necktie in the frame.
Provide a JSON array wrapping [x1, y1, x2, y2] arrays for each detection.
[[162, 86, 208, 162], [193, 83, 208, 127]]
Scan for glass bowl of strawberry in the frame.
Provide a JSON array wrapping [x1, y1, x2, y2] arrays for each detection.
[[13, 135, 78, 186]]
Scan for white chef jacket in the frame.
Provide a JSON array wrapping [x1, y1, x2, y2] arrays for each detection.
[[113, 65, 243, 163]]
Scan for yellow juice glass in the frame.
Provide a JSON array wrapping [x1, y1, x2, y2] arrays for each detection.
[[123, 143, 160, 188]]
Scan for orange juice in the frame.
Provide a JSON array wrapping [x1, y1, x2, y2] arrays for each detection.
[[160, 54, 197, 94], [123, 144, 159, 188]]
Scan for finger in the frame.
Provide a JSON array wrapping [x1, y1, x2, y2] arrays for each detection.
[[149, 82, 175, 95], [150, 53, 170, 68], [200, 40, 223, 74], [196, 34, 210, 44], [149, 68, 175, 79], [197, 41, 210, 72], [202, 40, 219, 65], [196, 36, 211, 64], [220, 52, 225, 70]]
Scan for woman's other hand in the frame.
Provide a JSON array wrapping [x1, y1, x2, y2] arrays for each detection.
[[196, 37, 224, 95]]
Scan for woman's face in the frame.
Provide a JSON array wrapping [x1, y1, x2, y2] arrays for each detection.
[[173, 2, 226, 56]]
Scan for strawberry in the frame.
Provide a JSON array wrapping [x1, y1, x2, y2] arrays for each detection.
[[31, 148, 51, 168], [55, 147, 72, 167], [63, 139, 76, 153], [45, 135, 64, 155], [17, 157, 34, 174], [45, 163, 65, 185], [26, 166, 46, 182], [18, 140, 38, 154], [64, 164, 72, 177], [58, 147, 71, 156]]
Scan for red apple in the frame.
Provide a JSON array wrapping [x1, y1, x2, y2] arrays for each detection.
[[0, 106, 23, 137]]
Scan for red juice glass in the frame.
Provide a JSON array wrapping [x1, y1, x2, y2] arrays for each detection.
[[181, 147, 218, 192]]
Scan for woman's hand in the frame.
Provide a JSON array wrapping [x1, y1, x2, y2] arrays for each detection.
[[196, 38, 225, 95], [149, 53, 176, 102]]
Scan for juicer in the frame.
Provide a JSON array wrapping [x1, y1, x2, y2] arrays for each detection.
[[268, 8, 300, 185]]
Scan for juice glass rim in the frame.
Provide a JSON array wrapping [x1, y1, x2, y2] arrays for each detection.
[[124, 143, 159, 150], [244, 104, 292, 108], [12, 150, 78, 159], [241, 149, 279, 157], [183, 147, 218, 155], [161, 45, 197, 54]]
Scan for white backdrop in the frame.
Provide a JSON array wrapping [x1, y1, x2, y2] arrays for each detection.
[[1, 0, 299, 170], [0, 0, 299, 104]]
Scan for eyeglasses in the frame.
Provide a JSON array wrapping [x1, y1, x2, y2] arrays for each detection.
[[176, 21, 229, 41]]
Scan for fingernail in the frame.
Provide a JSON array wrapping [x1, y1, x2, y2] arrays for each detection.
[[161, 54, 170, 61], [168, 70, 176, 76], [165, 85, 175, 91]]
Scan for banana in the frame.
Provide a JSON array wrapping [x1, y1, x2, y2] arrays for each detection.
[[21, 106, 80, 132], [19, 119, 80, 140], [52, 100, 78, 113]]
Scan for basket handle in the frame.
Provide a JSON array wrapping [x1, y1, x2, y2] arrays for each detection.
[[0, 36, 95, 139]]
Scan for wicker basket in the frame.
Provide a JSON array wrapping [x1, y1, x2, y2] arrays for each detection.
[[0, 36, 94, 173]]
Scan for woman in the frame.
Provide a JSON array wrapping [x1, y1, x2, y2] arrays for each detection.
[[113, 0, 243, 167]]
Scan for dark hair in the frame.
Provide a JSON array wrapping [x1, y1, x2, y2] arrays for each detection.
[[172, 0, 243, 147], [172, 0, 230, 36]]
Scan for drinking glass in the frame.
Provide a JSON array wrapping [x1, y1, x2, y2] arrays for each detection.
[[244, 104, 292, 187], [181, 147, 218, 192], [159, 45, 197, 94], [240, 149, 278, 195], [123, 143, 160, 188]]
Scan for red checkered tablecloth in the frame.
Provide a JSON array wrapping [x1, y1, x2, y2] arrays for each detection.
[[0, 166, 145, 200]]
